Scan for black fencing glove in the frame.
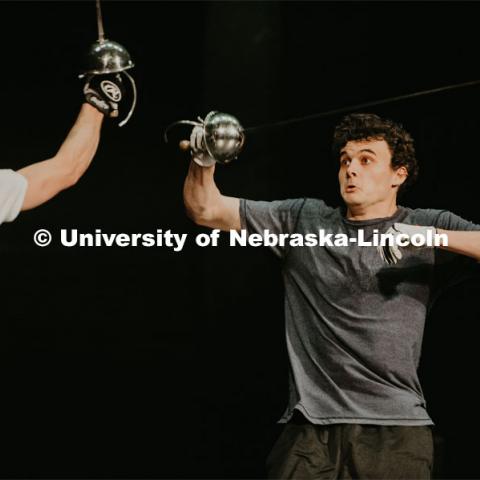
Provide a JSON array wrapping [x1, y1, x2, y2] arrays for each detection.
[[83, 73, 125, 118]]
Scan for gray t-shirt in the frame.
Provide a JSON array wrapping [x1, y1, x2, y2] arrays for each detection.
[[0, 169, 27, 225], [239, 198, 480, 426]]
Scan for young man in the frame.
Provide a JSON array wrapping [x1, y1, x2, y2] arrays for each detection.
[[0, 74, 125, 224], [183, 113, 480, 479]]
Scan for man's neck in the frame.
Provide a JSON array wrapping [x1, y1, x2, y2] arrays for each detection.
[[345, 201, 398, 221]]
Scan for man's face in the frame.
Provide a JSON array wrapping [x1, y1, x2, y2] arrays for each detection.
[[338, 138, 406, 209]]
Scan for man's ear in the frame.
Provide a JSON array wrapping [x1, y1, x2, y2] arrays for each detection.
[[392, 166, 408, 187]]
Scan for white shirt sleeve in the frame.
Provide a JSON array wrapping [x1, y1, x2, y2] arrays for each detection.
[[0, 169, 28, 225]]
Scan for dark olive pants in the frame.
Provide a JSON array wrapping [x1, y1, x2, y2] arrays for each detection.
[[266, 414, 433, 479]]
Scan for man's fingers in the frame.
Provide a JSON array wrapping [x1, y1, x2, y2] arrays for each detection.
[[179, 140, 190, 151], [391, 245, 402, 263], [383, 247, 392, 265], [378, 245, 385, 263], [385, 246, 395, 265]]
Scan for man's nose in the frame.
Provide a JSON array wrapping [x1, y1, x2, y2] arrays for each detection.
[[346, 162, 357, 177]]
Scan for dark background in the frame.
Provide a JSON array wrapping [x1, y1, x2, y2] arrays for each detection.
[[0, 1, 479, 478]]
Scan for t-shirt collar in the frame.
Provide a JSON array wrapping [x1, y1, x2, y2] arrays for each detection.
[[341, 205, 405, 227]]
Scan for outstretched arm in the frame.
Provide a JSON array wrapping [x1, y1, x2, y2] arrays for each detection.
[[437, 229, 480, 261], [183, 145, 241, 232], [17, 103, 103, 211]]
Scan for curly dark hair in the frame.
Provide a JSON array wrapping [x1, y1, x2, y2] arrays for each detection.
[[332, 113, 418, 194]]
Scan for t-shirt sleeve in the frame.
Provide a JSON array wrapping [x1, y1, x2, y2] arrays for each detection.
[[413, 207, 480, 232], [414, 209, 480, 304], [0, 169, 27, 225], [239, 197, 307, 258], [422, 209, 480, 265], [432, 210, 480, 232]]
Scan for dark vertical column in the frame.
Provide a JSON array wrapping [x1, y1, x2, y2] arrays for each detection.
[[198, 2, 286, 477], [202, 1, 283, 118]]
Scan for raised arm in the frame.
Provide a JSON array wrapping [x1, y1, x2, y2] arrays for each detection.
[[17, 103, 103, 211], [183, 159, 241, 231]]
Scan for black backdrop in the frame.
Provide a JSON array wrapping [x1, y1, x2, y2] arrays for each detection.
[[1, 1, 479, 478]]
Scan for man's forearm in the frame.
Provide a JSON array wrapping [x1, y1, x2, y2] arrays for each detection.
[[55, 103, 104, 182], [18, 103, 103, 210], [437, 229, 480, 261], [183, 160, 220, 223], [183, 160, 241, 230]]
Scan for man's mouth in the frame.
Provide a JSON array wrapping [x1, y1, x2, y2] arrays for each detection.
[[345, 185, 357, 192]]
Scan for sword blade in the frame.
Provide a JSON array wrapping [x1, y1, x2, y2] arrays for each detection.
[[96, 0, 105, 42], [245, 79, 480, 133]]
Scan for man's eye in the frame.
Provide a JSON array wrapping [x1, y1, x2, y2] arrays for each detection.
[[362, 157, 372, 164], [341, 158, 350, 166]]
